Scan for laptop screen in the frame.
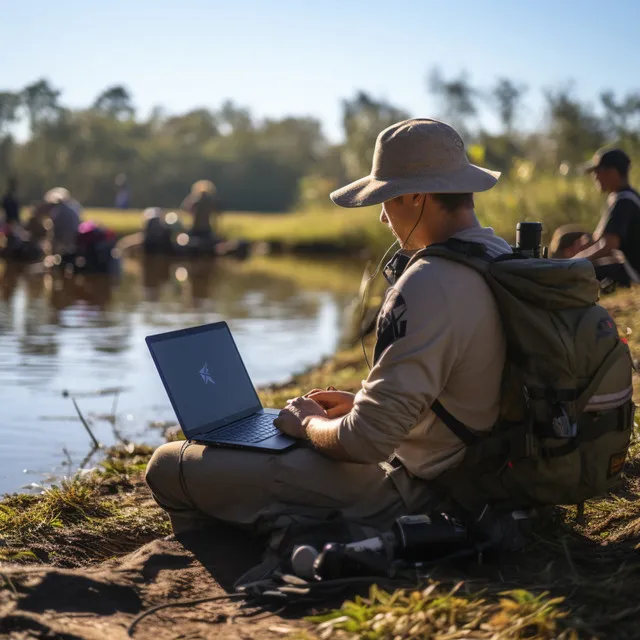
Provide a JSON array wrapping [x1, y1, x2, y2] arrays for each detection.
[[146, 322, 262, 437]]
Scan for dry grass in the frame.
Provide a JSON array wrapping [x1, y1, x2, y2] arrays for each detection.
[[56, 173, 620, 257], [77, 206, 393, 255], [0, 444, 169, 566]]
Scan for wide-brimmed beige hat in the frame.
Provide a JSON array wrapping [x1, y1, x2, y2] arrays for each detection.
[[331, 118, 500, 208], [44, 187, 70, 204], [190, 179, 216, 196]]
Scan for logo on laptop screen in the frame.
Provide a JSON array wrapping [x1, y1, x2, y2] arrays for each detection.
[[199, 363, 215, 385]]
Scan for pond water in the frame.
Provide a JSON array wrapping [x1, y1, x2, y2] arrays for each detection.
[[0, 255, 364, 494]]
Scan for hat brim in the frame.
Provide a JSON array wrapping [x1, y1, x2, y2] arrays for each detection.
[[330, 164, 501, 208], [44, 187, 70, 204], [581, 159, 599, 174]]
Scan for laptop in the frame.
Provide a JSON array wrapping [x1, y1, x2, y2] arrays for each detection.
[[146, 321, 297, 452]]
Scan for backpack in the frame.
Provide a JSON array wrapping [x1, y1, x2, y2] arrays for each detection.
[[415, 238, 636, 513]]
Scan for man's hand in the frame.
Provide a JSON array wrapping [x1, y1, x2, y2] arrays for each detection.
[[274, 397, 327, 439], [306, 390, 355, 418]]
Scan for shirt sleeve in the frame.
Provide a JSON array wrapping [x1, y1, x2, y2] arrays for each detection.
[[336, 264, 462, 463], [596, 199, 635, 241]]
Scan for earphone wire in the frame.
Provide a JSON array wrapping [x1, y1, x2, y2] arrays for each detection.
[[359, 239, 399, 369], [360, 197, 427, 370]]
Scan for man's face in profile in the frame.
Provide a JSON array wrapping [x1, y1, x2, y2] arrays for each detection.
[[593, 166, 615, 193]]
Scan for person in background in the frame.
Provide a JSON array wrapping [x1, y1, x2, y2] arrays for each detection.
[[1, 177, 21, 227], [44, 187, 83, 220], [180, 180, 219, 242], [44, 193, 80, 261], [573, 149, 640, 285], [25, 201, 51, 248], [115, 173, 130, 209]]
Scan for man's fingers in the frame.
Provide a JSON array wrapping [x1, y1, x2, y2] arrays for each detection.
[[275, 408, 293, 428], [307, 391, 344, 408], [304, 388, 324, 397], [307, 390, 332, 401]]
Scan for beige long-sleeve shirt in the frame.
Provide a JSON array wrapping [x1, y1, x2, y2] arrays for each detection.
[[337, 226, 512, 480]]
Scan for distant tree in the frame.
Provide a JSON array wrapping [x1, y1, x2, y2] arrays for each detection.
[[545, 86, 606, 164], [492, 78, 527, 134], [162, 109, 219, 146], [427, 67, 478, 136], [0, 92, 21, 136], [21, 79, 61, 133], [93, 85, 135, 119], [341, 91, 409, 179], [259, 117, 326, 174], [218, 100, 253, 134], [600, 90, 640, 144]]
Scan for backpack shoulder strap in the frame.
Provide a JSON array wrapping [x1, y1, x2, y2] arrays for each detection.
[[431, 399, 480, 445], [411, 238, 492, 275], [412, 239, 495, 444], [615, 190, 640, 210]]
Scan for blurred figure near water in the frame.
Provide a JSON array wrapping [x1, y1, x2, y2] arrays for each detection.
[[115, 173, 130, 209], [44, 187, 83, 219], [43, 192, 81, 261], [180, 179, 219, 242], [1, 177, 21, 227], [26, 202, 52, 243]]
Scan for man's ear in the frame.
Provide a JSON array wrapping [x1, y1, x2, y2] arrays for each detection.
[[412, 193, 426, 207]]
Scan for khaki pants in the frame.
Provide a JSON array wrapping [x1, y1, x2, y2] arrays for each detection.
[[145, 441, 441, 535]]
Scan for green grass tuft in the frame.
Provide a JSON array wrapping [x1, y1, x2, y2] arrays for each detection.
[[0, 444, 168, 566], [306, 582, 577, 639]]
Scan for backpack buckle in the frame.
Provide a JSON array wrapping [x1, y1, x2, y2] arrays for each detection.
[[509, 427, 538, 460]]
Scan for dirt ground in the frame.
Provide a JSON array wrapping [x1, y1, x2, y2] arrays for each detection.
[[0, 527, 310, 640]]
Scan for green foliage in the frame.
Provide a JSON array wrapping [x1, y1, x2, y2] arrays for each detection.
[[341, 92, 409, 180], [1, 80, 329, 212], [4, 74, 640, 218], [307, 582, 576, 639], [78, 169, 621, 262]]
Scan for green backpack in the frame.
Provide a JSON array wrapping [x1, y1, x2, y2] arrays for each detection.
[[415, 238, 636, 512]]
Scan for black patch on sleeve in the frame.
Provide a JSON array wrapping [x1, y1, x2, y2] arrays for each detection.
[[373, 288, 407, 364]]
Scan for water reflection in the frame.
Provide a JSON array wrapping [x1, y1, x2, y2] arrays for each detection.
[[0, 255, 363, 494]]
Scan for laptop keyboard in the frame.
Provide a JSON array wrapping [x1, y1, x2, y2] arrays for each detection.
[[211, 413, 279, 443]]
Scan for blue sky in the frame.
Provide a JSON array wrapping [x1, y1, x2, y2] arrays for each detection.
[[3, 0, 639, 141]]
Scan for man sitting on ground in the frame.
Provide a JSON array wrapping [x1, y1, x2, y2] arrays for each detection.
[[145, 119, 511, 536], [573, 149, 640, 286]]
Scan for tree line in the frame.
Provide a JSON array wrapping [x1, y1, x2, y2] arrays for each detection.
[[1, 70, 640, 212]]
